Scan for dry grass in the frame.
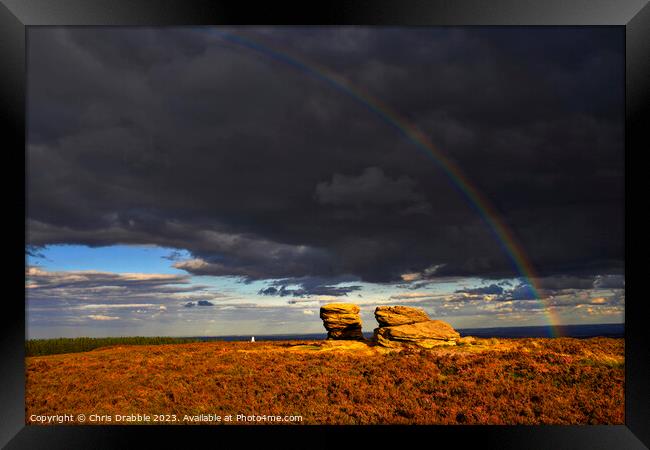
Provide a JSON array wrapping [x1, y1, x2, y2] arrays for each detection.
[[26, 337, 624, 425]]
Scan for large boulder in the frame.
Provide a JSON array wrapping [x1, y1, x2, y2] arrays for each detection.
[[320, 303, 364, 340], [374, 305, 430, 327], [325, 328, 364, 340], [374, 320, 460, 348]]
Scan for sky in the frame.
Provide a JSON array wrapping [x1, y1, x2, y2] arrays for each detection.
[[26, 27, 624, 339]]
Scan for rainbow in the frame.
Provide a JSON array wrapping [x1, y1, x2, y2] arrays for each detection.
[[210, 30, 562, 337]]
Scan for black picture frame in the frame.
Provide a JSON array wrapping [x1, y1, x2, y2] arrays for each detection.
[[2, 1, 648, 448]]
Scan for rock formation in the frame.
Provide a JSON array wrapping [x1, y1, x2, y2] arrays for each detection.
[[375, 305, 431, 327], [373, 306, 459, 348], [320, 303, 364, 340], [318, 303, 461, 346]]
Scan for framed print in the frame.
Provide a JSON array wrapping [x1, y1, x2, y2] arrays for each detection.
[[1, 0, 648, 448]]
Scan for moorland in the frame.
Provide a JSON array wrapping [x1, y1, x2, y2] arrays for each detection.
[[25, 336, 624, 425]]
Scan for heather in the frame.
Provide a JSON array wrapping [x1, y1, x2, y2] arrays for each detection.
[[26, 337, 623, 425]]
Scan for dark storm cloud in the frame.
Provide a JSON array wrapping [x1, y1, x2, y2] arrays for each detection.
[[450, 282, 537, 302], [183, 299, 218, 308], [593, 274, 625, 289], [27, 27, 624, 283], [534, 275, 596, 290], [315, 167, 431, 215], [456, 284, 504, 295], [258, 275, 362, 297], [509, 283, 538, 301], [258, 284, 361, 298], [446, 274, 627, 307], [162, 250, 188, 261]]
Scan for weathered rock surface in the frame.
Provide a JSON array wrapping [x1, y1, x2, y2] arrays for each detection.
[[374, 305, 430, 327], [320, 303, 364, 340], [374, 319, 460, 348], [326, 328, 365, 340]]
